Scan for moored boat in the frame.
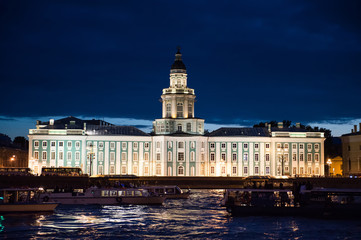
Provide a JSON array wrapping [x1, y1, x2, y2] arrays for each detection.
[[142, 186, 191, 199], [222, 188, 361, 218], [0, 188, 58, 213], [39, 187, 165, 205]]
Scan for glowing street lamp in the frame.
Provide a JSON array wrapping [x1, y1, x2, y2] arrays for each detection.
[[10, 155, 16, 167]]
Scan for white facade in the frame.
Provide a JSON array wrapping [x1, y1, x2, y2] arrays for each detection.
[[28, 49, 325, 177]]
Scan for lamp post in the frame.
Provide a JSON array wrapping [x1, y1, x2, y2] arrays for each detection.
[[326, 159, 332, 177], [87, 143, 94, 176], [10, 155, 16, 167]]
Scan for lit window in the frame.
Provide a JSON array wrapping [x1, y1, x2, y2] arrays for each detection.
[[188, 103, 193, 118], [232, 153, 237, 162], [221, 153, 226, 161], [111, 152, 116, 161], [156, 164, 161, 175], [121, 166, 126, 174], [210, 166, 215, 174], [221, 166, 226, 174], [284, 143, 289, 149], [110, 165, 115, 174], [110, 142, 115, 149], [34, 141, 39, 147], [243, 153, 248, 161], [210, 153, 215, 162], [51, 141, 56, 147], [121, 152, 126, 161], [133, 165, 138, 175], [144, 152, 149, 161], [265, 154, 270, 161]]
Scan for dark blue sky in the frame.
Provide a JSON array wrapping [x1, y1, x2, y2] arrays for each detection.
[[1, 0, 361, 130]]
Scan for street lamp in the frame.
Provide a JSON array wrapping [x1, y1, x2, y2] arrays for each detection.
[[326, 159, 332, 177], [87, 143, 94, 176], [10, 155, 16, 167]]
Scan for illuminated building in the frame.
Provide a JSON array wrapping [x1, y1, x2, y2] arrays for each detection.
[[28, 49, 325, 177], [342, 124, 361, 176]]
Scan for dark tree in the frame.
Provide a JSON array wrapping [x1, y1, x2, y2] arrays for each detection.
[[13, 136, 29, 150], [0, 133, 12, 147]]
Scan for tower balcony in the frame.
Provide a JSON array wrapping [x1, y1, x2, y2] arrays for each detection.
[[162, 88, 194, 95]]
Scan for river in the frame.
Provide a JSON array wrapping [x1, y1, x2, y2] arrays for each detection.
[[1, 189, 361, 239]]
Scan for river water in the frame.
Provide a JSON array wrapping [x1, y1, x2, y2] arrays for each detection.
[[1, 189, 361, 239]]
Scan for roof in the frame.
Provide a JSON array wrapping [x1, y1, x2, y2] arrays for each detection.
[[39, 116, 113, 129], [86, 125, 149, 136], [171, 48, 186, 70], [209, 128, 270, 137], [342, 132, 361, 137]]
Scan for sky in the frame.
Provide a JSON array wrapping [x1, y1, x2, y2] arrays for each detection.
[[0, 0, 361, 139]]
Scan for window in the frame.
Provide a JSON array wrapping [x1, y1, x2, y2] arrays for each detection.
[[34, 141, 39, 147], [243, 143, 248, 149], [111, 152, 116, 161], [51, 141, 56, 147], [75, 152, 80, 161], [133, 165, 138, 175], [221, 153, 226, 161], [315, 144, 319, 150], [177, 102, 183, 118], [300, 153, 304, 161], [42, 151, 47, 161], [190, 152, 195, 161], [308, 167, 312, 175], [221, 166, 226, 174], [255, 166, 259, 175], [121, 166, 126, 175], [232, 166, 237, 175], [210, 143, 215, 149], [157, 153, 161, 161], [255, 143, 259, 149], [59, 142, 63, 147], [42, 141, 47, 148], [265, 143, 270, 149], [122, 142, 127, 149], [201, 153, 205, 162], [166, 103, 171, 117], [255, 153, 259, 162], [300, 167, 304, 175], [243, 167, 248, 175], [307, 144, 312, 150], [277, 143, 281, 149], [168, 151, 172, 161], [51, 152, 56, 160], [168, 142, 172, 148], [178, 142, 184, 148], [110, 165, 115, 174], [191, 141, 195, 149], [75, 141, 80, 148], [99, 142, 104, 148], [144, 142, 149, 149], [265, 154, 270, 162], [187, 123, 191, 132], [177, 124, 182, 131], [307, 154, 312, 162], [315, 154, 319, 162], [293, 167, 297, 175], [232, 153, 237, 162], [265, 166, 270, 175], [300, 144, 304, 150], [59, 152, 63, 160], [121, 152, 126, 161], [98, 165, 103, 175], [221, 143, 226, 149], [201, 142, 205, 149], [243, 153, 248, 161], [67, 152, 72, 161], [67, 141, 72, 148], [144, 166, 149, 175], [156, 164, 161, 175], [284, 153, 289, 162], [144, 152, 149, 161], [133, 142, 138, 149], [232, 143, 237, 149], [34, 151, 39, 160], [201, 164, 205, 175], [178, 152, 184, 161], [210, 166, 215, 174], [188, 103, 193, 118], [210, 153, 215, 162], [293, 153, 297, 161], [284, 143, 289, 149], [315, 167, 319, 175], [292, 144, 297, 149], [110, 142, 115, 149]]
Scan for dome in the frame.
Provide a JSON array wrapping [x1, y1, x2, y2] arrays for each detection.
[[171, 48, 186, 70]]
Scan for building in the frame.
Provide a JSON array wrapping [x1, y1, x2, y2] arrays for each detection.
[[28, 49, 325, 177], [327, 156, 343, 176], [341, 124, 361, 176]]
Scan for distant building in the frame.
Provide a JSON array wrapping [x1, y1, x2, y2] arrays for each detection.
[[328, 156, 343, 176], [341, 124, 361, 176], [28, 49, 326, 177]]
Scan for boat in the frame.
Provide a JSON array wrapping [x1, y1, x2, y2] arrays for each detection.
[[222, 188, 361, 218], [39, 187, 165, 205], [0, 188, 58, 213], [142, 186, 191, 199]]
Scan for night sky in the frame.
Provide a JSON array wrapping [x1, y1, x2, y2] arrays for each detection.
[[1, 0, 361, 138]]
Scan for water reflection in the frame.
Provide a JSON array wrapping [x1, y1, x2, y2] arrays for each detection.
[[1, 190, 361, 239]]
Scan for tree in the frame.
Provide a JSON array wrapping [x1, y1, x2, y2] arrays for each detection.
[[13, 136, 29, 150]]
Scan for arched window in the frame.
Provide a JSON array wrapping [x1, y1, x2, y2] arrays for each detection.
[[168, 151, 172, 161], [187, 123, 191, 132], [188, 103, 193, 118], [98, 165, 103, 175], [178, 166, 184, 175]]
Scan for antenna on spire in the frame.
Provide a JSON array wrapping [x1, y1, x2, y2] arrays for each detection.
[[176, 46, 181, 54]]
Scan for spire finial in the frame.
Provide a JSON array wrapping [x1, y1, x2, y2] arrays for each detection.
[[176, 46, 181, 54]]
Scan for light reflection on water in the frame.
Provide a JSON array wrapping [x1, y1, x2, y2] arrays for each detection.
[[1, 189, 361, 239]]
